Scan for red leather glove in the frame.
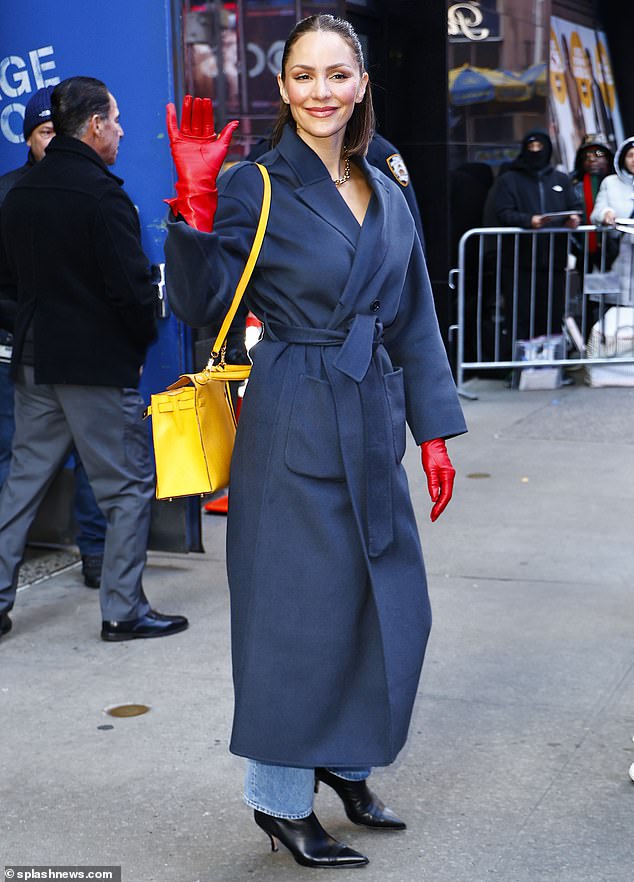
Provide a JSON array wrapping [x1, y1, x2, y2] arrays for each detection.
[[420, 439, 456, 523], [165, 95, 239, 232]]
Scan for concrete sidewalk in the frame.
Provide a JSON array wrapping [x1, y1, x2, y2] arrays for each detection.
[[2, 378, 633, 882]]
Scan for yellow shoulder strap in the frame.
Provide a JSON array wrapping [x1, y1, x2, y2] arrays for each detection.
[[209, 162, 271, 363]]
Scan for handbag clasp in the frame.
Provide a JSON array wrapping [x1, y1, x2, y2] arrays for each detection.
[[206, 340, 227, 372]]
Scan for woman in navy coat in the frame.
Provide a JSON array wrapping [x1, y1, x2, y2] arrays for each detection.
[[165, 14, 466, 870]]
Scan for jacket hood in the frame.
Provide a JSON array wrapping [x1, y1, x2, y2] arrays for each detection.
[[614, 136, 634, 183], [573, 136, 614, 178]]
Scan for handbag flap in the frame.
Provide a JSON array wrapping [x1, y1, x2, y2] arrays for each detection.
[[166, 374, 196, 392], [166, 365, 251, 393]]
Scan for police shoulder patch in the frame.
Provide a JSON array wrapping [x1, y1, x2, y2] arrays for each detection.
[[386, 153, 409, 187]]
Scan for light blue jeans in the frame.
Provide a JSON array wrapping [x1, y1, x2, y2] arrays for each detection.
[[245, 760, 371, 819]]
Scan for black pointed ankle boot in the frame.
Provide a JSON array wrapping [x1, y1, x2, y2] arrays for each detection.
[[253, 809, 369, 868], [315, 768, 407, 830]]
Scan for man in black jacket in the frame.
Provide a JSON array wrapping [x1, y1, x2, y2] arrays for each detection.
[[0, 85, 108, 591], [0, 76, 188, 643], [492, 131, 582, 341], [570, 134, 615, 271]]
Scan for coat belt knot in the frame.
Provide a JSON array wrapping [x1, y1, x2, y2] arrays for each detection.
[[264, 315, 393, 558]]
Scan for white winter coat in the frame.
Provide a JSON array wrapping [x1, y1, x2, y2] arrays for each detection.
[[591, 137, 634, 304]]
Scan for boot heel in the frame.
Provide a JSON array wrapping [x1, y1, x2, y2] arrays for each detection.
[[266, 832, 279, 853]]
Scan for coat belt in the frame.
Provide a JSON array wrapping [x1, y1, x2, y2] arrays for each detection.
[[265, 315, 394, 558]]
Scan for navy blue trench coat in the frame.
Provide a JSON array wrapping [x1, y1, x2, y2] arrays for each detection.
[[165, 126, 467, 769]]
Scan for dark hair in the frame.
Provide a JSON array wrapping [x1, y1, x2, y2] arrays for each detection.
[[51, 77, 111, 138], [270, 14, 375, 157]]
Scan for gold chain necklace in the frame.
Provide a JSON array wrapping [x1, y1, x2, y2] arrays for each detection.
[[333, 151, 351, 188]]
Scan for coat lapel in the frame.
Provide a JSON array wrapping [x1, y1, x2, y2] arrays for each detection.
[[275, 127, 406, 327], [277, 127, 360, 247], [328, 162, 394, 328]]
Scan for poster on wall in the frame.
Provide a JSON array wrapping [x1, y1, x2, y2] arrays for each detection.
[[550, 16, 623, 172]]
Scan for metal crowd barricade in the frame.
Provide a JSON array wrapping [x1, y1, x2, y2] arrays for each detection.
[[449, 224, 634, 395]]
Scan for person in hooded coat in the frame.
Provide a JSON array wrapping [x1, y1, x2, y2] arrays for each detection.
[[591, 135, 634, 305], [570, 134, 614, 274], [570, 136, 613, 228], [492, 131, 582, 342], [164, 14, 466, 870]]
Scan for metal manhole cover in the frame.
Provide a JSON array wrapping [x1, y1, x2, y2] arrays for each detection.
[[105, 704, 151, 718]]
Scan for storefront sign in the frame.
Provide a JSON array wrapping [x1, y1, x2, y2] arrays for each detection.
[[448, 2, 501, 43]]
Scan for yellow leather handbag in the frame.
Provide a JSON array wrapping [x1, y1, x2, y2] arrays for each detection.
[[146, 163, 271, 500]]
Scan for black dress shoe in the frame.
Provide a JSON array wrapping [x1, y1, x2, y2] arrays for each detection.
[[315, 768, 407, 830], [0, 611, 12, 640], [82, 554, 103, 589], [101, 610, 188, 642], [253, 810, 368, 868]]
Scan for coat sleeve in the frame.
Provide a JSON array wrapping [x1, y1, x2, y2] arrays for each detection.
[[92, 187, 157, 347], [163, 162, 264, 329], [591, 177, 612, 224], [383, 235, 467, 444]]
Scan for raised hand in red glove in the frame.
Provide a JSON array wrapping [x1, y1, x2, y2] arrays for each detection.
[[165, 95, 239, 232], [421, 439, 456, 522]]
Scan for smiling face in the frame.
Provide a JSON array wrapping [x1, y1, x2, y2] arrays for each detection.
[[277, 30, 368, 151]]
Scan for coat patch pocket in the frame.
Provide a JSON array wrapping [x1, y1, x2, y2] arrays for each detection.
[[285, 374, 345, 480], [383, 368, 407, 463]]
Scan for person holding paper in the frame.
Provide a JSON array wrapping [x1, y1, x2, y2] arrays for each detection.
[[591, 135, 634, 305], [493, 131, 582, 341]]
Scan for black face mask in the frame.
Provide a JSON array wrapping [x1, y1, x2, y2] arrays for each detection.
[[524, 148, 548, 171]]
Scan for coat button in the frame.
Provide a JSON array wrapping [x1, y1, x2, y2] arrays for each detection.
[[371, 299, 381, 312]]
